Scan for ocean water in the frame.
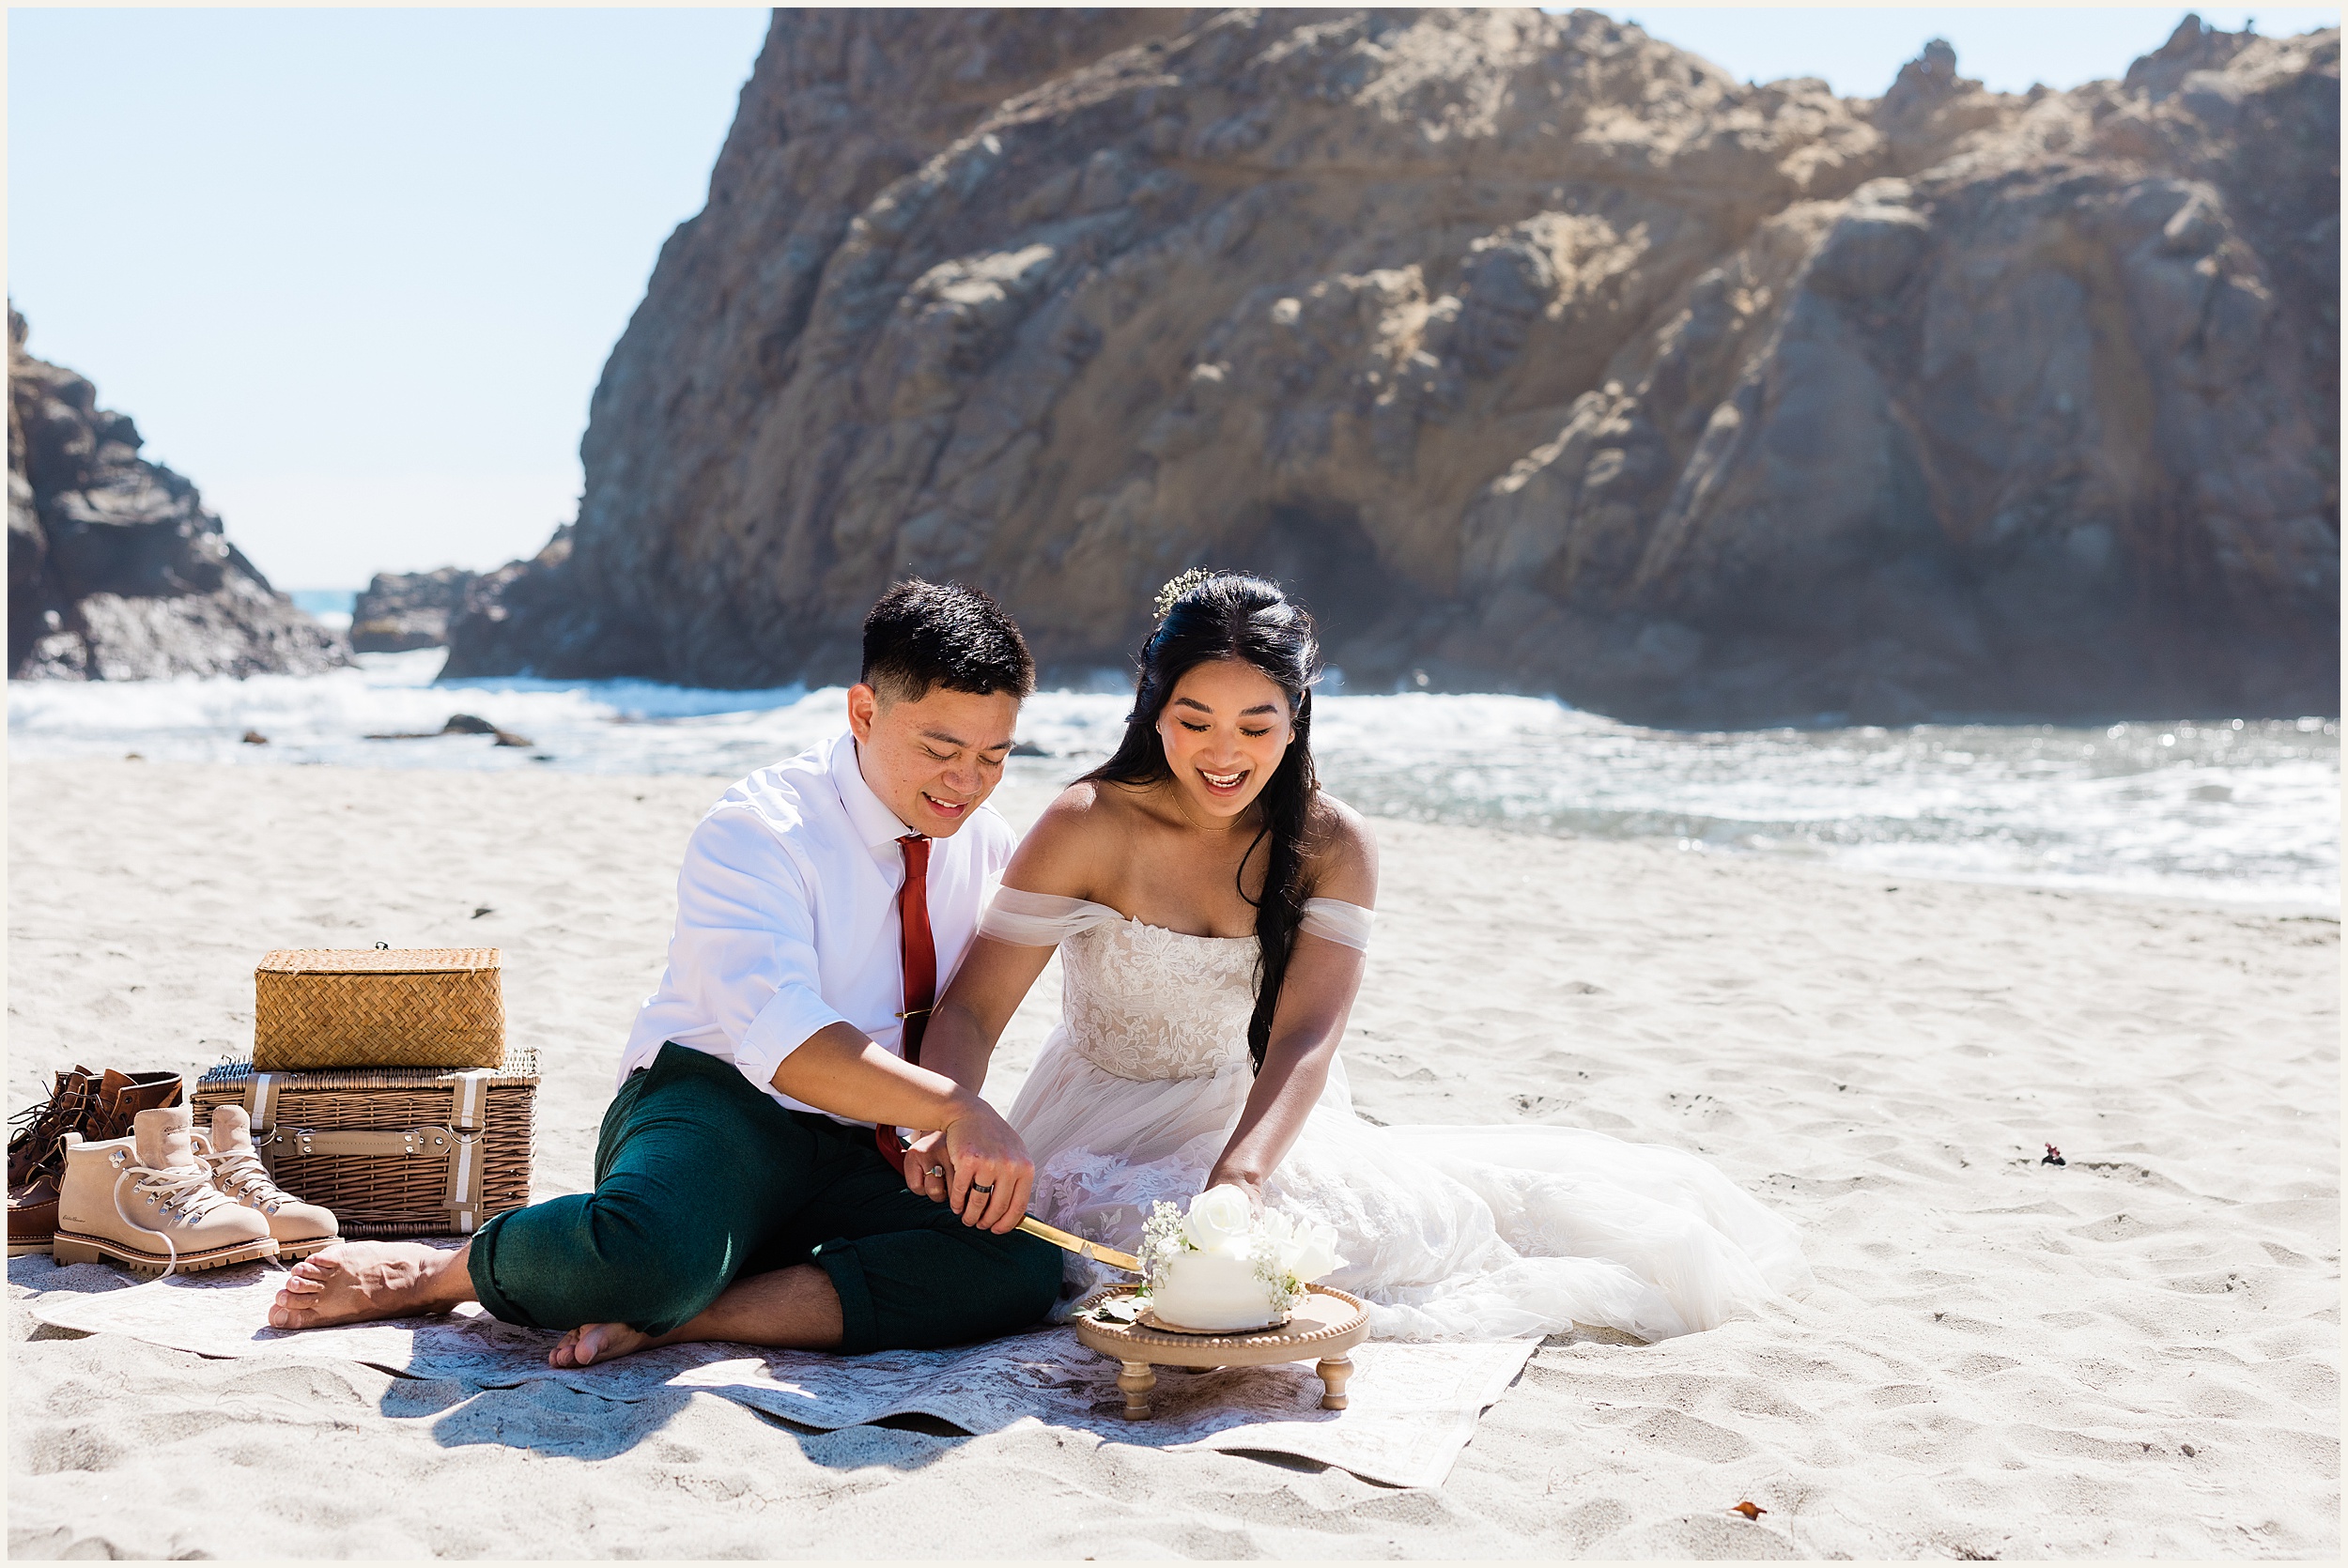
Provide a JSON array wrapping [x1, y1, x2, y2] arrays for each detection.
[[286, 589, 355, 632], [9, 650, 2338, 910]]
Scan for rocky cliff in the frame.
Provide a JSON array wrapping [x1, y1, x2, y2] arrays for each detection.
[[351, 567, 479, 652], [446, 8, 2339, 724], [8, 308, 348, 681]]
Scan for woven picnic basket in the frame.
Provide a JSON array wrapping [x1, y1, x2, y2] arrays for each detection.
[[191, 1052, 536, 1237], [253, 946, 503, 1070]]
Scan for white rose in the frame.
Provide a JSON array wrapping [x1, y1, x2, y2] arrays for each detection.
[[1183, 1184, 1257, 1257], [1281, 1217, 1345, 1284]]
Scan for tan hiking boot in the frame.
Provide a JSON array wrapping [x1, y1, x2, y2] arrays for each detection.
[[13, 1068, 183, 1256], [52, 1105, 276, 1276], [197, 1104, 338, 1260]]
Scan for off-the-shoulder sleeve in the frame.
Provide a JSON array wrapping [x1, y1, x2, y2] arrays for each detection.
[[978, 886, 1128, 947], [1298, 897, 1374, 951]]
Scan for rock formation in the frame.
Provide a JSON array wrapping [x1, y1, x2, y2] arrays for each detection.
[[9, 307, 348, 681], [446, 8, 2339, 724], [351, 567, 479, 652]]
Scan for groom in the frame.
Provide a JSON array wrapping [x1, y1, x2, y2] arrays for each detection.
[[269, 580, 1061, 1360]]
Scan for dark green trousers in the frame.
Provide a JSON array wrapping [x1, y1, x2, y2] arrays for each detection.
[[466, 1042, 1062, 1352]]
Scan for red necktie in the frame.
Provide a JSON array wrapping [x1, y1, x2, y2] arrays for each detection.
[[875, 833, 935, 1173]]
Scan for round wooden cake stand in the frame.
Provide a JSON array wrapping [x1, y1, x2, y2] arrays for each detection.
[[1070, 1284, 1369, 1421]]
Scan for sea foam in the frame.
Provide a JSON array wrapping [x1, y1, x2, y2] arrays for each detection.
[[8, 653, 2336, 909]]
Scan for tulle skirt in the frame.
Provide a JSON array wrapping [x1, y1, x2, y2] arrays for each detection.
[[1007, 1037, 1813, 1343]]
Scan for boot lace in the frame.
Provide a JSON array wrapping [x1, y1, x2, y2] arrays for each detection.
[[8, 1081, 92, 1178], [8, 1089, 82, 1140], [110, 1157, 242, 1279], [193, 1132, 293, 1212]]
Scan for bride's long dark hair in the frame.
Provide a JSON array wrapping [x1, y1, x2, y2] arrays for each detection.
[[1080, 571, 1322, 1071]]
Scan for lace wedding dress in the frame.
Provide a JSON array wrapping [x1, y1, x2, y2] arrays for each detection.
[[985, 889, 1812, 1343]]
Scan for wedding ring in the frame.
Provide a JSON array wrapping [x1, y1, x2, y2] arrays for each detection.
[[969, 1181, 995, 1194], [926, 1165, 946, 1178]]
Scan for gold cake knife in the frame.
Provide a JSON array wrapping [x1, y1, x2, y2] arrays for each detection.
[[1017, 1215, 1141, 1274], [892, 1135, 1140, 1271]]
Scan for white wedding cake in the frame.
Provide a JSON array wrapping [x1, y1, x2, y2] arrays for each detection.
[[1140, 1185, 1345, 1332]]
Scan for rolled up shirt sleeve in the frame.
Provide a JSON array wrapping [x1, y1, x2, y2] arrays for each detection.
[[668, 807, 849, 1099]]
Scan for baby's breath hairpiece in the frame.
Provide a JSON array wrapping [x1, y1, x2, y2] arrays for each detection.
[[1151, 567, 1216, 623]]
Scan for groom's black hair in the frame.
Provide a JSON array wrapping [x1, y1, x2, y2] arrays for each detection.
[[860, 578, 1035, 705]]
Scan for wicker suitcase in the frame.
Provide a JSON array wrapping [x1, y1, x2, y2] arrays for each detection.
[[253, 946, 504, 1071], [192, 1052, 536, 1237]]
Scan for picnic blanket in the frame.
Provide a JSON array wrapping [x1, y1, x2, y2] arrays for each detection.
[[26, 1261, 1533, 1488]]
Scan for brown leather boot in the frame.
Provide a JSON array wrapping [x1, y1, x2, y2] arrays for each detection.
[[8, 1066, 99, 1256], [52, 1105, 276, 1275], [84, 1069, 184, 1141], [197, 1104, 339, 1260]]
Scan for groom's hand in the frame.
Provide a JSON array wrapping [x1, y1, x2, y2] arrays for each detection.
[[940, 1099, 1034, 1235]]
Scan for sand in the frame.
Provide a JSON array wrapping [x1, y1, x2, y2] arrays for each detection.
[[8, 754, 2338, 1559]]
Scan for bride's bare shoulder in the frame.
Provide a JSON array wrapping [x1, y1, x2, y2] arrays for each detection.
[[1305, 792, 1379, 902], [1032, 778, 1144, 834], [1002, 779, 1143, 890]]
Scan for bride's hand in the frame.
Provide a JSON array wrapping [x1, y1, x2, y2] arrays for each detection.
[[901, 1130, 950, 1205], [1203, 1164, 1265, 1211], [940, 1099, 1035, 1235]]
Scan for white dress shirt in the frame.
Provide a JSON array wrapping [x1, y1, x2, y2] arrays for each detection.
[[618, 730, 1016, 1120]]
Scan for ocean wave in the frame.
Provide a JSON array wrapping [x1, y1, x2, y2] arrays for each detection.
[[8, 653, 2336, 909]]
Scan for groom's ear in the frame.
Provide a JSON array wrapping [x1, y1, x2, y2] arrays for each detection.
[[846, 683, 880, 743]]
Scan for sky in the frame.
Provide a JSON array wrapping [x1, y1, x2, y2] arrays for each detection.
[[8, 6, 773, 591], [8, 5, 2339, 592], [1613, 4, 2339, 96]]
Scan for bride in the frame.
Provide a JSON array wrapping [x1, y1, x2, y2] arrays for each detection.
[[918, 570, 1810, 1342]]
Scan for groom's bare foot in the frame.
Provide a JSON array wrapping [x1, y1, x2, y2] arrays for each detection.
[[268, 1240, 474, 1329], [548, 1321, 661, 1367]]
